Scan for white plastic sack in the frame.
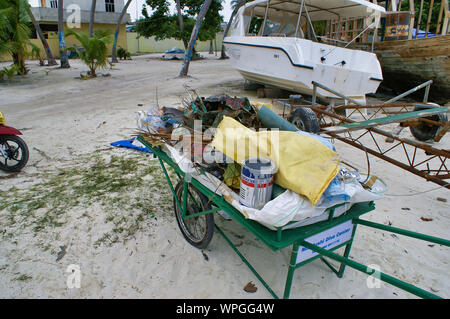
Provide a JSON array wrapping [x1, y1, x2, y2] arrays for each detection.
[[137, 106, 165, 131], [164, 144, 386, 230]]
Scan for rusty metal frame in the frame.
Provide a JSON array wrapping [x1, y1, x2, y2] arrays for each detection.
[[276, 80, 450, 189], [310, 105, 450, 188]]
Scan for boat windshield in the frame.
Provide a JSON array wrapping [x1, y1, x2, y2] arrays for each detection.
[[239, 0, 385, 45]]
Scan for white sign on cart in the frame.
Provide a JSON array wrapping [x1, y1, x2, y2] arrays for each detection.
[[296, 220, 354, 264]]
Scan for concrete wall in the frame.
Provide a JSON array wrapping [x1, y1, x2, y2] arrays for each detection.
[[127, 32, 224, 54]]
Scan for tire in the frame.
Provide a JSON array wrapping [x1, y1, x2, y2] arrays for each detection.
[[409, 105, 448, 142], [173, 181, 214, 249], [288, 107, 320, 133], [0, 135, 29, 172]]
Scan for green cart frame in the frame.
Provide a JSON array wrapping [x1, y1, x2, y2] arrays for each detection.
[[137, 136, 450, 299]]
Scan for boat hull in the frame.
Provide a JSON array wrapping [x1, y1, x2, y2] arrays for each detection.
[[224, 36, 383, 101], [369, 36, 450, 104]]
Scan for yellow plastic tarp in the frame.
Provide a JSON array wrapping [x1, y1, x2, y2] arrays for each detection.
[[211, 116, 340, 205]]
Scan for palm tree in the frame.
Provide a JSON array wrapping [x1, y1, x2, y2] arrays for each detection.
[[220, 0, 247, 59], [178, 0, 213, 77], [26, 4, 57, 65], [66, 29, 112, 77], [0, 0, 36, 74], [58, 0, 70, 68], [111, 0, 133, 63], [89, 0, 97, 37]]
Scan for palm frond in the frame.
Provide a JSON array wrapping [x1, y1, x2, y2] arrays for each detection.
[[65, 29, 113, 76]]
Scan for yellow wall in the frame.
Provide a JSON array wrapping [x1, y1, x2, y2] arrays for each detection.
[[127, 32, 224, 54], [0, 22, 127, 62]]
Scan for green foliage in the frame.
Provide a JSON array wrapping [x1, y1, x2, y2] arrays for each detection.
[[136, 0, 223, 44], [397, 0, 443, 33], [248, 17, 263, 34], [0, 64, 18, 80], [0, 0, 34, 74], [29, 45, 45, 66], [414, 0, 442, 33], [65, 29, 112, 77], [117, 46, 131, 60]]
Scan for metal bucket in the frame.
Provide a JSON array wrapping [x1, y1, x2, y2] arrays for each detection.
[[239, 158, 278, 210]]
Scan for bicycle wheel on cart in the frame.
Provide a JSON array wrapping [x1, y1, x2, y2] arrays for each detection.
[[173, 181, 214, 249]]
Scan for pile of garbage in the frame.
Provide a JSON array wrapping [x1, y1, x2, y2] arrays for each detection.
[[137, 91, 386, 229]]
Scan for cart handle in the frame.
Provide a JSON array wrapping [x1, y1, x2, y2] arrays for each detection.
[[354, 218, 450, 247], [300, 240, 442, 299]]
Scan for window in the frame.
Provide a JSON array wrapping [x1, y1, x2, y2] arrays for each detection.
[[34, 24, 58, 39], [280, 24, 295, 37], [105, 0, 115, 13], [50, 0, 57, 8], [262, 20, 281, 36]]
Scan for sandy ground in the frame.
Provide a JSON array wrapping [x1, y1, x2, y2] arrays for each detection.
[[0, 53, 448, 299]]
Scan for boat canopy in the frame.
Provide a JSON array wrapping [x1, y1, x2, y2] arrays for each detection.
[[242, 0, 385, 22]]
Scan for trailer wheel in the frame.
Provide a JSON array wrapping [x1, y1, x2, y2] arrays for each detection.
[[409, 105, 448, 142], [288, 107, 320, 133], [173, 181, 214, 249]]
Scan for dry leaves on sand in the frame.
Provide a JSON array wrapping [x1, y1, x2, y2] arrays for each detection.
[[243, 281, 257, 293]]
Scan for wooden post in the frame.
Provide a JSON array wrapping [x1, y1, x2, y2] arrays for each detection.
[[425, 0, 435, 38], [436, 0, 445, 34], [442, 1, 450, 35], [347, 19, 351, 42], [391, 0, 396, 11], [416, 0, 424, 38], [408, 0, 415, 40]]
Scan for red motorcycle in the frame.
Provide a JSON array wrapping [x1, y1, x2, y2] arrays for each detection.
[[0, 112, 29, 172]]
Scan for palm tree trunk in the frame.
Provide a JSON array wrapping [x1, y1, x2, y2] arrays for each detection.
[[220, 0, 245, 59], [175, 0, 188, 49], [58, 0, 70, 68], [178, 0, 213, 77], [89, 0, 97, 37], [26, 5, 57, 66], [209, 39, 214, 54], [13, 52, 27, 75], [111, 0, 133, 63]]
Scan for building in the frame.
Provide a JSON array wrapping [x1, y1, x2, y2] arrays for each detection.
[[29, 0, 130, 59]]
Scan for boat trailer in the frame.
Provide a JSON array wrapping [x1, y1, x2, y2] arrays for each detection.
[[275, 80, 450, 189]]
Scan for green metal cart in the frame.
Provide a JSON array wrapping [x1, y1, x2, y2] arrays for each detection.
[[137, 136, 449, 299]]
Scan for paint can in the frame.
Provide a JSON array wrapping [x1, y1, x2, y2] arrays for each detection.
[[239, 158, 277, 210]]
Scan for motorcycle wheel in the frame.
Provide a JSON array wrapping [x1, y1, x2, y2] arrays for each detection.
[[0, 135, 29, 172]]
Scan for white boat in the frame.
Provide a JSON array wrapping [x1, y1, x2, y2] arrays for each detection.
[[224, 0, 386, 103]]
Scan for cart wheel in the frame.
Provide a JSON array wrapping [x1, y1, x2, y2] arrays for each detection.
[[409, 105, 448, 142], [288, 107, 320, 133], [173, 181, 214, 249]]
